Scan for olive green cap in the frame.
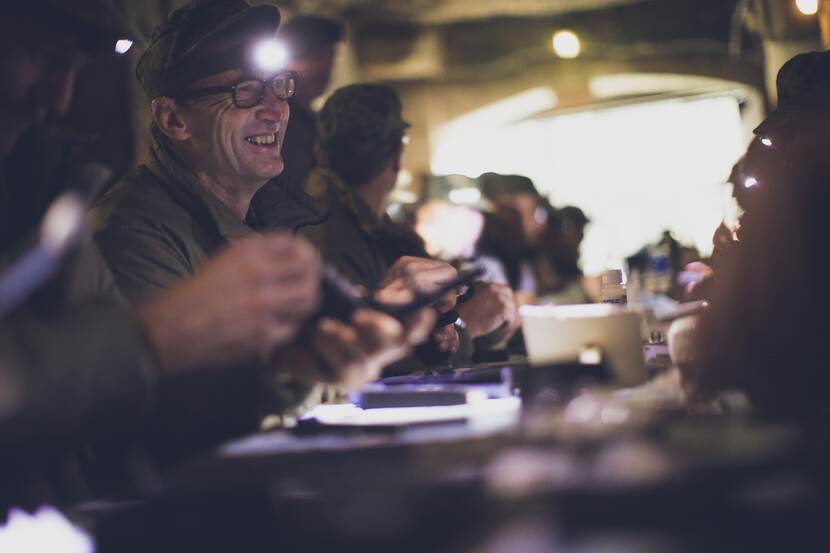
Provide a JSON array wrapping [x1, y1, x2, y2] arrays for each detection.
[[479, 172, 539, 198], [135, 0, 281, 100], [317, 84, 410, 154], [755, 50, 830, 136]]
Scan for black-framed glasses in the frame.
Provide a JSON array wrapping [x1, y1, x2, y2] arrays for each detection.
[[177, 71, 298, 108]]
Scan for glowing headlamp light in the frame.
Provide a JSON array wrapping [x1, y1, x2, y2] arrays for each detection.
[[114, 39, 133, 55], [252, 39, 288, 73], [743, 176, 759, 189]]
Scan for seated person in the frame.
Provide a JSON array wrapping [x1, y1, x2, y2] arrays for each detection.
[[0, 0, 430, 513], [676, 53, 830, 415], [92, 2, 435, 411], [301, 84, 519, 354]]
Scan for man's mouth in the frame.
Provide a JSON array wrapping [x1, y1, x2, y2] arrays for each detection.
[[245, 132, 278, 147]]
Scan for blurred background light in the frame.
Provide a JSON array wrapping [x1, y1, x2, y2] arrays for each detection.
[[448, 187, 482, 204], [795, 0, 819, 15], [432, 92, 749, 274], [552, 30, 581, 59], [114, 39, 133, 55]]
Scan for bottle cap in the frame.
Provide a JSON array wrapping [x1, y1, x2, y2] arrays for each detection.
[[602, 269, 624, 286]]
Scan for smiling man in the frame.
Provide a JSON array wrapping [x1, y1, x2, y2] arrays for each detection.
[[93, 0, 434, 404]]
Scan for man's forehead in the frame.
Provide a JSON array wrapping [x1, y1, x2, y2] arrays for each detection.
[[191, 68, 245, 88]]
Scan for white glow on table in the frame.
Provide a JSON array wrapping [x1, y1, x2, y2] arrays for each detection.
[[0, 507, 94, 553]]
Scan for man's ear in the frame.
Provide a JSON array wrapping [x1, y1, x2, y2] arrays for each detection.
[[151, 97, 191, 142]]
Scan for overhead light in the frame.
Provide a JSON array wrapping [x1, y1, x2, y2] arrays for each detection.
[[744, 176, 759, 188], [760, 136, 773, 147], [114, 39, 133, 55], [552, 30, 581, 59], [252, 39, 288, 72], [795, 0, 818, 15]]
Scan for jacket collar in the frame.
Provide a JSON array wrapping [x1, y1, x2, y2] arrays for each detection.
[[146, 131, 256, 243], [306, 167, 387, 237]]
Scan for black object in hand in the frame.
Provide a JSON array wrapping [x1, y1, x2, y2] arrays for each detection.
[[319, 264, 485, 323]]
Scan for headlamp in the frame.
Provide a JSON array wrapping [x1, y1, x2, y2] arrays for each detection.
[[743, 176, 759, 189], [252, 39, 288, 73], [114, 39, 133, 55]]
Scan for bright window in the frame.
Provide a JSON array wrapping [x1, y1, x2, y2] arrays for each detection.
[[431, 93, 748, 274]]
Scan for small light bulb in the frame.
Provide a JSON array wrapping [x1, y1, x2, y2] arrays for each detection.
[[760, 137, 773, 147], [253, 39, 288, 72], [744, 176, 759, 189], [795, 0, 818, 15], [552, 30, 581, 59], [114, 39, 133, 55]]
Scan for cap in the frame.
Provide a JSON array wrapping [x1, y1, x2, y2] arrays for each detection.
[[558, 205, 589, 227], [12, 1, 141, 56], [318, 84, 410, 153], [755, 50, 830, 136], [136, 0, 281, 100], [479, 173, 539, 199], [280, 15, 345, 59]]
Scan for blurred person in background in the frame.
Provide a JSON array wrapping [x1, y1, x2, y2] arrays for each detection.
[[684, 51, 830, 301], [479, 173, 592, 305], [303, 84, 520, 360], [673, 52, 830, 415], [478, 172, 545, 303]]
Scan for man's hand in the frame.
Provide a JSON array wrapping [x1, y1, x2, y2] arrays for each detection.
[[379, 256, 459, 313], [276, 307, 435, 390], [457, 281, 519, 343], [135, 233, 321, 375]]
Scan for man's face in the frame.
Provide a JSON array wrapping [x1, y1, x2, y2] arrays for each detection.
[[0, 18, 85, 154], [179, 69, 290, 188], [493, 192, 546, 246]]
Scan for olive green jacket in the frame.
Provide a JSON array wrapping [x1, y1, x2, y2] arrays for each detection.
[[300, 168, 428, 290], [300, 168, 474, 365], [92, 136, 322, 415]]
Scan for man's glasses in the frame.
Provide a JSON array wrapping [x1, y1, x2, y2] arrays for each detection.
[[177, 71, 298, 108]]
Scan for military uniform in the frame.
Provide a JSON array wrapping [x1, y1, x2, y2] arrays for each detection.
[[301, 167, 428, 289], [93, 133, 322, 413]]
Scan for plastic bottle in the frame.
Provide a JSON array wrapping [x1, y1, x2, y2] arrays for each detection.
[[601, 269, 627, 305], [645, 243, 672, 295]]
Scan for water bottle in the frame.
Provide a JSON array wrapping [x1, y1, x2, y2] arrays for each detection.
[[601, 269, 627, 305]]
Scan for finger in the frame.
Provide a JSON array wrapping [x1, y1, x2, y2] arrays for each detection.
[[351, 309, 405, 352], [373, 281, 415, 306], [313, 318, 369, 383], [403, 308, 436, 345], [433, 290, 458, 313], [256, 280, 321, 320]]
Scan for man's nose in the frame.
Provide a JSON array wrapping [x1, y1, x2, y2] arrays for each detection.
[[255, 86, 289, 123]]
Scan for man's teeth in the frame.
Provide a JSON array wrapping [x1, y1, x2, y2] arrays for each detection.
[[246, 134, 276, 145]]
